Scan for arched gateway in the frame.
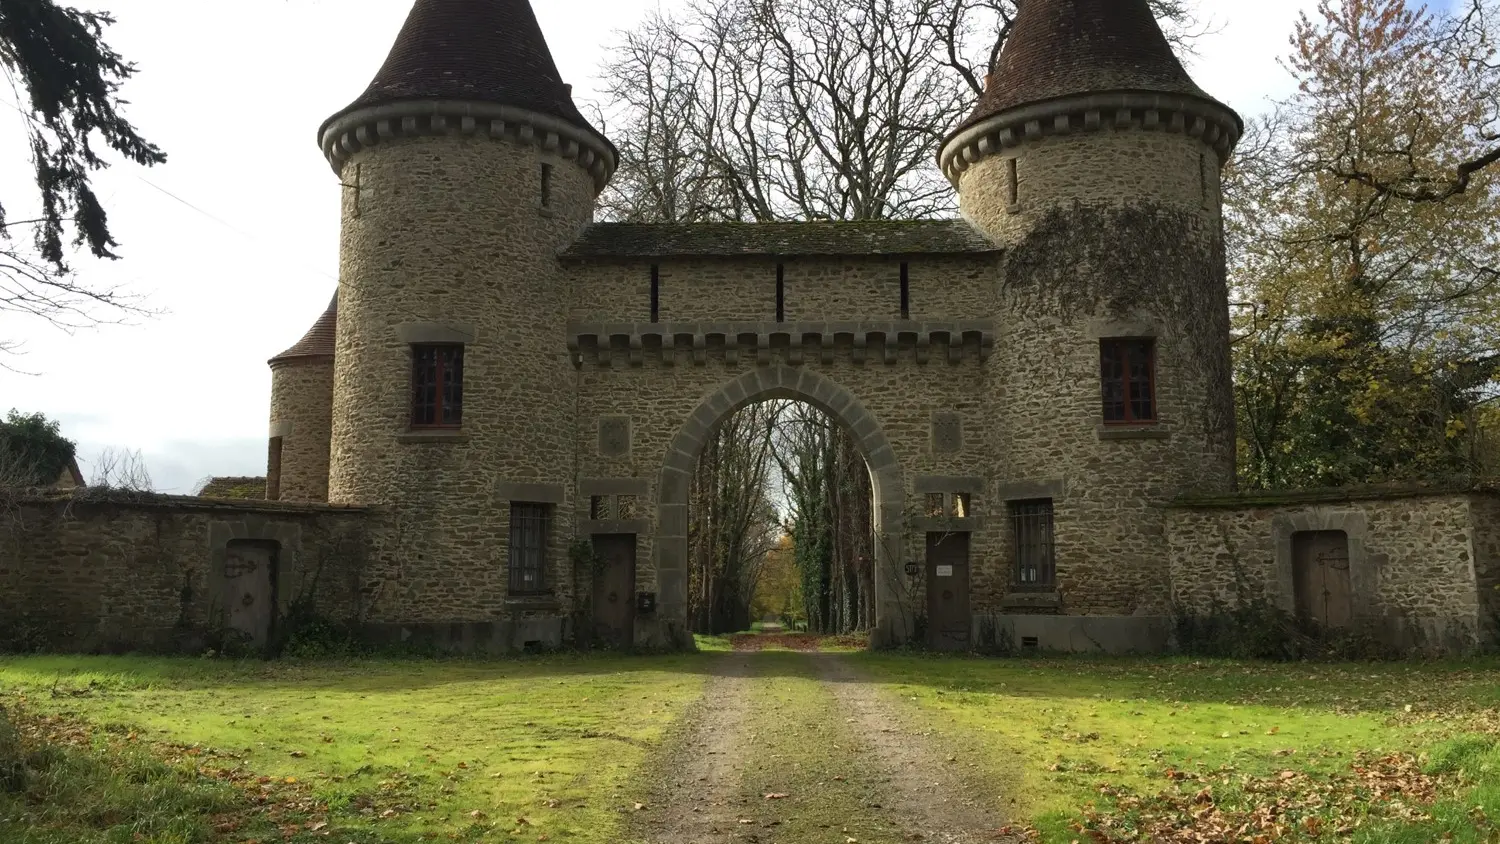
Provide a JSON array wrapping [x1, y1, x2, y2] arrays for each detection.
[[654, 368, 907, 648], [265, 0, 1245, 651]]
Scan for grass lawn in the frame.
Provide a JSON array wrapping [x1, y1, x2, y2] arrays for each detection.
[[854, 654, 1500, 842], [3, 651, 1499, 843], [0, 655, 709, 843]]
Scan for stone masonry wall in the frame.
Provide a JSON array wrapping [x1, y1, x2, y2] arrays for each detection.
[[1467, 493, 1500, 641], [567, 254, 999, 326], [269, 358, 334, 502], [329, 130, 595, 626], [1167, 492, 1487, 648], [963, 127, 1236, 617], [0, 494, 372, 653]]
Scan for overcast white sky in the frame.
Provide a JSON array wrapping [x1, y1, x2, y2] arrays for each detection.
[[0, 0, 1386, 493]]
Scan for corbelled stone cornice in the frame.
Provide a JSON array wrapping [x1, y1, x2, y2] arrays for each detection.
[[318, 99, 618, 194], [568, 320, 996, 368], [939, 91, 1242, 186]]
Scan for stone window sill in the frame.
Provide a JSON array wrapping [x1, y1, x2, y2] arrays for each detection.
[[1097, 425, 1170, 442], [506, 594, 561, 612], [397, 429, 470, 444], [1002, 590, 1062, 610]]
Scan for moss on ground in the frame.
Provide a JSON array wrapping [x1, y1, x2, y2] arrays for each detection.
[[0, 654, 709, 843]]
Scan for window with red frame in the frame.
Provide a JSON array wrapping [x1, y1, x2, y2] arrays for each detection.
[[411, 344, 464, 427], [1100, 338, 1156, 424]]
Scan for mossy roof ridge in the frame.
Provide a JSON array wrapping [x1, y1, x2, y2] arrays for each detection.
[[1171, 483, 1500, 509], [197, 477, 268, 500], [560, 220, 1000, 259], [12, 488, 371, 514]]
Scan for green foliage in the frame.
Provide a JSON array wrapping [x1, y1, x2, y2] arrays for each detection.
[[0, 0, 165, 270], [0, 409, 75, 487], [1227, 0, 1500, 490]]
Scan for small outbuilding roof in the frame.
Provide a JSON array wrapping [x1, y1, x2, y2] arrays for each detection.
[[270, 294, 338, 366], [560, 220, 1000, 260], [320, 0, 610, 154], [949, 0, 1236, 141]]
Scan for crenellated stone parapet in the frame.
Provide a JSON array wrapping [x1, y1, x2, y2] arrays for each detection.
[[567, 319, 996, 368], [938, 91, 1242, 185], [318, 100, 618, 192]]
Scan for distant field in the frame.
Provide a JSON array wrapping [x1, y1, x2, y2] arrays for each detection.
[[2, 649, 1497, 843]]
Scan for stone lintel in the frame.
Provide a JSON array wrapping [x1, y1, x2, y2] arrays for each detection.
[[1086, 317, 1162, 340], [914, 475, 985, 495], [395, 322, 478, 345], [579, 478, 651, 497], [496, 481, 566, 505], [912, 516, 985, 533], [996, 478, 1066, 501], [577, 518, 651, 536]]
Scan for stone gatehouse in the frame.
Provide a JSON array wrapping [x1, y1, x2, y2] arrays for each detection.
[[3, 0, 1491, 655], [246, 0, 1490, 653]]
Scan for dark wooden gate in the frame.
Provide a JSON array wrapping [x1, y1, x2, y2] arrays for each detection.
[[926, 532, 971, 651], [223, 540, 277, 648], [1292, 530, 1352, 628], [591, 534, 637, 648]]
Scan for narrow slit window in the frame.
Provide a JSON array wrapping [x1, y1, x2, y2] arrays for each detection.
[[411, 344, 464, 428], [650, 264, 660, 323], [1100, 338, 1156, 424], [508, 502, 550, 594], [540, 163, 553, 208], [776, 264, 785, 323], [266, 436, 284, 501], [1012, 499, 1055, 589], [899, 262, 910, 320], [1007, 158, 1019, 206]]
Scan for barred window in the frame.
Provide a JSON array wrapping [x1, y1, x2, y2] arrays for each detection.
[[1011, 499, 1055, 590], [508, 502, 550, 594], [1100, 338, 1156, 424], [412, 344, 464, 428]]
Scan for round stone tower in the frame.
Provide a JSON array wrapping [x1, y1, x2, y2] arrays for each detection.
[[941, 0, 1242, 617], [317, 0, 616, 624], [267, 294, 337, 503]]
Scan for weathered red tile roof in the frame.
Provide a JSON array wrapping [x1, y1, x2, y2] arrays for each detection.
[[951, 0, 1231, 139], [270, 294, 337, 365], [321, 0, 608, 145]]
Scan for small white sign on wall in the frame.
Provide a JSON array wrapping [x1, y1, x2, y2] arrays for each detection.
[[935, 565, 954, 577]]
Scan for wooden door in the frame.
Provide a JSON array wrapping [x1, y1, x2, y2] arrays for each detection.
[[1292, 530, 1352, 628], [591, 534, 637, 648], [926, 532, 972, 651], [223, 540, 276, 648]]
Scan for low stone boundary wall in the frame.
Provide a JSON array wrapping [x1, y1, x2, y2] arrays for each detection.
[[0, 492, 374, 653], [1167, 488, 1495, 651]]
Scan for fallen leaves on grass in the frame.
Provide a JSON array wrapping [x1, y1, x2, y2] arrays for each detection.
[[1075, 753, 1456, 842]]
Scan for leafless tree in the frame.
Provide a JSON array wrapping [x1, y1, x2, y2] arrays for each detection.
[[595, 0, 1202, 224], [688, 402, 783, 633], [88, 446, 152, 491]]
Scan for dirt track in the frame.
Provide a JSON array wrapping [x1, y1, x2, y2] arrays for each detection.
[[630, 651, 1015, 844]]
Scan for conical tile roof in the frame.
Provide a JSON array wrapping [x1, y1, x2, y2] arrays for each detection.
[[320, 0, 607, 146], [949, 0, 1235, 139], [270, 294, 338, 365]]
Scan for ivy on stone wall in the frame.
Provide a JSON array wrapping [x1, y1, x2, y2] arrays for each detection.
[[1003, 202, 1236, 454]]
